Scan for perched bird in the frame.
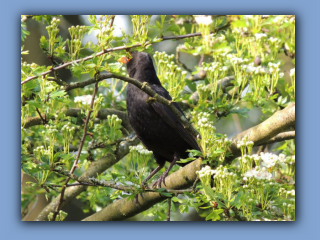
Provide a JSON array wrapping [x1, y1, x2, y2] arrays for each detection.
[[120, 51, 201, 188]]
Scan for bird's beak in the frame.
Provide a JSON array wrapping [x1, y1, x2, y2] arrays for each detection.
[[118, 56, 131, 64]]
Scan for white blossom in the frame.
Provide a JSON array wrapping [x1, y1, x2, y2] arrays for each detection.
[[129, 145, 153, 155], [194, 15, 213, 25], [290, 68, 295, 77], [244, 167, 273, 180], [260, 152, 279, 168], [74, 95, 93, 105], [254, 33, 267, 39]]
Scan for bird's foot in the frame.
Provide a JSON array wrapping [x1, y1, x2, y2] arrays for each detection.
[[152, 172, 168, 189], [141, 180, 149, 190]]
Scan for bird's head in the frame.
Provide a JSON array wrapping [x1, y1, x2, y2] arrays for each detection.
[[118, 52, 160, 84]]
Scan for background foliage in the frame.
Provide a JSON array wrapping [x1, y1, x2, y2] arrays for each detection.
[[21, 15, 295, 221]]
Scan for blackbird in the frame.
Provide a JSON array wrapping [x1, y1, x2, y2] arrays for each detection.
[[121, 51, 201, 188]]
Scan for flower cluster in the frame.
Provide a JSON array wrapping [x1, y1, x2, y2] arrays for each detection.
[[197, 112, 215, 130], [45, 18, 61, 55], [45, 125, 58, 135], [227, 54, 250, 65], [74, 95, 93, 105], [236, 137, 254, 149], [33, 145, 54, 161], [244, 166, 273, 181], [215, 136, 232, 146], [213, 165, 237, 180], [194, 15, 213, 26], [129, 145, 153, 156], [196, 83, 211, 103], [197, 165, 215, 178], [260, 152, 280, 168], [153, 51, 187, 99], [254, 33, 267, 40], [268, 62, 281, 73], [238, 154, 260, 173], [107, 114, 122, 124], [61, 122, 76, 133], [67, 25, 86, 60], [61, 122, 76, 153], [46, 18, 60, 33], [212, 165, 238, 208], [269, 37, 281, 44], [290, 68, 295, 77]]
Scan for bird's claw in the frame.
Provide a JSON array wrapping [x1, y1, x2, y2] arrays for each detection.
[[141, 181, 149, 190], [152, 172, 168, 189]]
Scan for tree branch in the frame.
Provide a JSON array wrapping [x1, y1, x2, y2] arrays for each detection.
[[23, 107, 131, 131], [82, 159, 202, 221], [227, 103, 295, 163], [256, 131, 295, 146]]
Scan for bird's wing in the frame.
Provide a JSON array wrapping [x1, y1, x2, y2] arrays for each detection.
[[150, 84, 200, 151]]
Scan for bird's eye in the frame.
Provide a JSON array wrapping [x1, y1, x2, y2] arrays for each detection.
[[129, 68, 136, 77]]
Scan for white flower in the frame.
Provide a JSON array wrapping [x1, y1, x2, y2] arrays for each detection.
[[244, 167, 273, 180], [290, 68, 295, 77], [175, 18, 185, 25], [260, 152, 279, 168], [129, 145, 153, 155], [269, 37, 280, 43], [74, 95, 93, 105], [287, 190, 295, 196], [194, 15, 213, 25], [254, 33, 267, 40]]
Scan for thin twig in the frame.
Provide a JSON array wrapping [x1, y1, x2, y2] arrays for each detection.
[[176, 45, 193, 73], [109, 15, 115, 28], [35, 108, 47, 125], [198, 54, 204, 67], [167, 198, 171, 221], [51, 81, 99, 221], [53, 168, 194, 194]]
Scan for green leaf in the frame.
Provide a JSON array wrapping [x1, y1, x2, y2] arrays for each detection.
[[50, 90, 66, 99], [40, 36, 49, 51], [21, 22, 30, 41], [205, 209, 224, 221], [229, 107, 249, 117], [166, 24, 180, 34], [177, 158, 194, 164], [172, 196, 183, 203], [187, 149, 202, 158]]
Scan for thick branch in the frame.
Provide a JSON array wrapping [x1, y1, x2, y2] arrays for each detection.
[[256, 131, 295, 146], [227, 103, 295, 162], [82, 159, 202, 221]]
